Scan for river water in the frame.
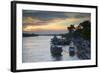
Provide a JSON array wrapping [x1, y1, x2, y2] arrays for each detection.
[[22, 36, 79, 63]]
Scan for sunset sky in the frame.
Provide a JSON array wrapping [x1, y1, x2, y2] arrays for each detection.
[[22, 10, 91, 34]]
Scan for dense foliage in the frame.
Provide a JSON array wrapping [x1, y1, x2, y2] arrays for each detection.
[[62, 20, 91, 41]]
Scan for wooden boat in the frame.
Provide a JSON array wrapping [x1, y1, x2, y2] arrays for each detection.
[[50, 36, 62, 56], [69, 47, 75, 56], [50, 45, 62, 56]]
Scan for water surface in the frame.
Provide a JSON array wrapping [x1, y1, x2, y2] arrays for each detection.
[[22, 36, 79, 63]]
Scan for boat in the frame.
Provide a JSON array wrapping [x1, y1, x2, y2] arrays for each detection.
[[50, 45, 62, 56], [62, 40, 70, 45], [69, 47, 75, 56], [50, 36, 63, 56]]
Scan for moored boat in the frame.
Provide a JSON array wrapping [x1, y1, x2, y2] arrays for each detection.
[[69, 47, 75, 56], [69, 41, 75, 56], [50, 45, 62, 56], [50, 36, 63, 56]]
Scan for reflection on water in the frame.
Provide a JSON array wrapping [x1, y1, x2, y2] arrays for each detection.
[[22, 36, 79, 63], [52, 55, 62, 61]]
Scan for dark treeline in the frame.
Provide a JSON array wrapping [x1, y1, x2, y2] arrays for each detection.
[[23, 33, 64, 37], [61, 20, 91, 41], [23, 33, 39, 37]]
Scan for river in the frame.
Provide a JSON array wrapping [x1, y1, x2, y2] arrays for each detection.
[[22, 36, 79, 63]]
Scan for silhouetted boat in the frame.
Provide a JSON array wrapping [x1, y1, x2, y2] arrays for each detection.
[[69, 47, 75, 56], [50, 36, 62, 56], [50, 45, 62, 56], [62, 39, 71, 45]]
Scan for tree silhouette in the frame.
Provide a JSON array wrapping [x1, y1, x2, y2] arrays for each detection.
[[67, 25, 75, 41], [79, 21, 91, 40], [67, 25, 75, 33]]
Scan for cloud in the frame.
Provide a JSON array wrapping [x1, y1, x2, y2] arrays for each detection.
[[23, 10, 69, 20], [22, 10, 91, 33], [64, 12, 91, 18], [23, 16, 90, 32], [23, 17, 49, 26]]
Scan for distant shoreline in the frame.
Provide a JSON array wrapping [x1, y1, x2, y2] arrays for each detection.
[[23, 33, 39, 37], [23, 33, 65, 37]]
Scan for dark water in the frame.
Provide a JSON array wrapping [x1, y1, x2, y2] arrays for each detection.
[[22, 36, 79, 63]]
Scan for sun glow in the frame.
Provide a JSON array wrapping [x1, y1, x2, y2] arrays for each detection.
[[23, 23, 67, 32]]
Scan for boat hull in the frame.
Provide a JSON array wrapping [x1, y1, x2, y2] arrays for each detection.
[[50, 45, 62, 56]]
